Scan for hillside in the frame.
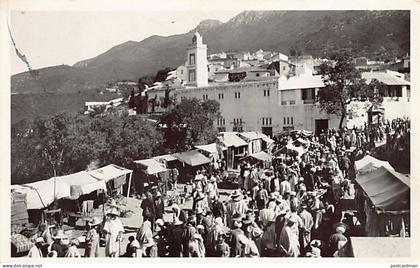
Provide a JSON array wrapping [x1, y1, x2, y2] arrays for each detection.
[[11, 10, 409, 97], [11, 90, 120, 124]]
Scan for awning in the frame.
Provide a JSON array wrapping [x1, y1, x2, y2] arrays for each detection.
[[355, 155, 395, 174], [173, 150, 212, 166], [217, 134, 248, 147], [134, 159, 168, 174], [153, 154, 178, 162], [88, 164, 133, 182], [11, 177, 71, 210], [356, 166, 410, 211], [56, 171, 107, 198], [195, 143, 227, 154], [249, 151, 273, 162]]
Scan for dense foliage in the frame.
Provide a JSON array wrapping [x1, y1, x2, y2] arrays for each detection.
[[11, 111, 162, 184], [160, 98, 221, 152]]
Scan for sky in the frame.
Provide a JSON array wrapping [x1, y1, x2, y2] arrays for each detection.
[[9, 10, 242, 74]]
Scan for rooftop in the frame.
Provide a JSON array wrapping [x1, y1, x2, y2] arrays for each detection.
[[278, 75, 325, 90], [362, 71, 410, 86]]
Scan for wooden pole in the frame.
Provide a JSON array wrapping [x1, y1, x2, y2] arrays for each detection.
[[127, 172, 133, 199]]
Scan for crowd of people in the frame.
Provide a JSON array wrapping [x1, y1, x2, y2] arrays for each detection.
[[27, 117, 410, 258]]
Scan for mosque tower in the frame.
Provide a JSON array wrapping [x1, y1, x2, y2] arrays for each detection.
[[186, 32, 208, 87]]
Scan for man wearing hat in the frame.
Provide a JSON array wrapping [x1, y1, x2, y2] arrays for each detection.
[[298, 204, 314, 254], [103, 207, 125, 257], [50, 229, 68, 257], [141, 191, 156, 230], [206, 176, 218, 206], [260, 212, 277, 256], [182, 215, 198, 257], [206, 217, 226, 257], [229, 213, 245, 257], [226, 189, 247, 229], [211, 195, 225, 223], [85, 217, 101, 257], [214, 231, 230, 257], [154, 191, 164, 220], [168, 217, 184, 257], [327, 222, 348, 257], [28, 237, 44, 258], [278, 214, 300, 257], [279, 175, 291, 197], [193, 192, 207, 213]]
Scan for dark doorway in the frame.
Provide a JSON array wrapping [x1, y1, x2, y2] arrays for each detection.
[[261, 127, 273, 137], [315, 119, 328, 136]]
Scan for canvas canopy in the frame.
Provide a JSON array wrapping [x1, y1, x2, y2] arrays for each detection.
[[355, 155, 395, 174], [174, 150, 211, 166], [153, 154, 178, 162], [217, 134, 248, 147], [134, 159, 168, 175], [247, 151, 272, 162], [11, 177, 71, 210], [56, 171, 107, 199], [88, 164, 133, 182], [195, 143, 227, 154], [356, 166, 409, 211]]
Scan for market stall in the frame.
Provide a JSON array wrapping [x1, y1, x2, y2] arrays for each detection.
[[173, 150, 212, 182], [355, 166, 410, 237], [11, 178, 71, 224], [88, 164, 133, 197], [134, 158, 168, 194], [217, 133, 248, 169], [241, 151, 273, 168], [195, 143, 226, 161]]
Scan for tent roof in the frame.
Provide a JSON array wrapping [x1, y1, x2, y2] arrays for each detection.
[[249, 151, 272, 162], [238, 131, 261, 141], [355, 155, 395, 174], [356, 166, 410, 211], [153, 154, 178, 162], [217, 133, 248, 147], [134, 159, 168, 174], [56, 171, 107, 196], [11, 177, 71, 210], [173, 150, 211, 166], [348, 237, 410, 257], [195, 143, 226, 154], [88, 164, 132, 182]]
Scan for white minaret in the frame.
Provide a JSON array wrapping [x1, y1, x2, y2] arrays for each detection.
[[186, 32, 208, 87]]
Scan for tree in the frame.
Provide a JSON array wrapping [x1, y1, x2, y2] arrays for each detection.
[[318, 51, 384, 129], [160, 98, 220, 152], [162, 84, 172, 108], [11, 111, 163, 185], [154, 67, 173, 83]]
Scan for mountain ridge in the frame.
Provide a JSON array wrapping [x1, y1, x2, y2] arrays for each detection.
[[12, 10, 410, 96]]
